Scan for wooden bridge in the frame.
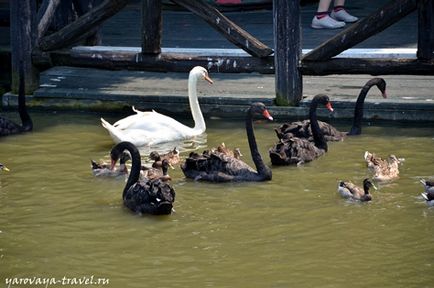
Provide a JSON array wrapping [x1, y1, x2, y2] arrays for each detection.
[[3, 0, 434, 120]]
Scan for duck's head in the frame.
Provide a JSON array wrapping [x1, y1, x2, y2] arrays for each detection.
[[149, 151, 161, 161], [363, 178, 377, 192], [0, 163, 10, 172], [191, 66, 213, 84]]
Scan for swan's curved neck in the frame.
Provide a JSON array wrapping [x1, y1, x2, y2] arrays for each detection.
[[309, 100, 328, 151], [116, 142, 142, 198], [188, 75, 206, 133], [348, 80, 378, 135], [18, 64, 32, 132], [246, 110, 271, 178]]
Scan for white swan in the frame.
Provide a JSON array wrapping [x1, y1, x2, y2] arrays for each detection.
[[100, 66, 213, 146]]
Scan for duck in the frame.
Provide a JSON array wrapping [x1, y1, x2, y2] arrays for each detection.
[[149, 147, 180, 166], [100, 66, 213, 146], [141, 159, 172, 181], [181, 102, 273, 182], [91, 151, 131, 178], [338, 178, 376, 202], [0, 62, 33, 137], [110, 141, 175, 215], [214, 142, 243, 159], [274, 78, 387, 142], [269, 94, 334, 166], [0, 163, 10, 172], [420, 179, 434, 206], [364, 151, 402, 182]]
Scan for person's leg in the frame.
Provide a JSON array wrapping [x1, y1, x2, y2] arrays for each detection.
[[312, 0, 345, 29], [331, 0, 358, 23], [317, 0, 332, 12]]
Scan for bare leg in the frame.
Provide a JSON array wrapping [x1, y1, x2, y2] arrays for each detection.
[[317, 0, 332, 12], [334, 0, 345, 7]]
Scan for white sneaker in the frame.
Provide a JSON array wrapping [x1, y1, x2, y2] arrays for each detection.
[[330, 9, 359, 23], [311, 15, 346, 29]]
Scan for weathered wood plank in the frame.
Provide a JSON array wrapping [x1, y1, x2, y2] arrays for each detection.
[[32, 49, 275, 73], [142, 0, 162, 54], [170, 0, 273, 58], [273, 0, 302, 106], [38, 0, 128, 51], [37, 0, 61, 39], [417, 0, 434, 60], [303, 0, 417, 61], [10, 0, 38, 93], [301, 58, 434, 75]]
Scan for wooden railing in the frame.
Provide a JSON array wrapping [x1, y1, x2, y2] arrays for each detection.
[[9, 0, 434, 105]]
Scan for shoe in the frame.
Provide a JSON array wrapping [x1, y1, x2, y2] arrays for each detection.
[[311, 15, 346, 29], [331, 9, 359, 23]]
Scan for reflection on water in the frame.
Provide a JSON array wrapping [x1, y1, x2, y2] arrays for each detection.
[[0, 112, 433, 288]]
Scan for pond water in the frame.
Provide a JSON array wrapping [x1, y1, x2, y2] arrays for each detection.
[[0, 111, 433, 288]]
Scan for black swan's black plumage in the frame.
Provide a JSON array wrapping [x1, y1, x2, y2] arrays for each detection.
[[111, 141, 175, 215], [181, 102, 273, 182], [0, 63, 32, 136], [269, 94, 333, 166], [274, 78, 387, 141]]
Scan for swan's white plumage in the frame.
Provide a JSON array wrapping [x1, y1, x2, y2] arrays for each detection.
[[100, 66, 212, 146]]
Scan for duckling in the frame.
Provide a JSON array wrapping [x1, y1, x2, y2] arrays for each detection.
[[420, 179, 434, 206], [149, 147, 180, 166], [364, 151, 402, 182], [338, 178, 376, 202], [91, 151, 131, 178], [141, 159, 171, 181], [0, 163, 10, 172], [215, 142, 243, 159]]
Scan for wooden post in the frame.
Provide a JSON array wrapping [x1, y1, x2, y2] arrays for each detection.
[[142, 0, 162, 54], [272, 0, 302, 106], [417, 0, 434, 60], [10, 0, 38, 93]]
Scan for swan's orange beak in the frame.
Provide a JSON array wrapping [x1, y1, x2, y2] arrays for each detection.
[[382, 91, 387, 98], [204, 74, 213, 84], [262, 109, 273, 121], [325, 102, 334, 112]]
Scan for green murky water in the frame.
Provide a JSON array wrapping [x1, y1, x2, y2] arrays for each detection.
[[0, 112, 433, 288]]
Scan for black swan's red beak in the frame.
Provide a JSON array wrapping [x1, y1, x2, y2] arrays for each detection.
[[262, 109, 273, 121]]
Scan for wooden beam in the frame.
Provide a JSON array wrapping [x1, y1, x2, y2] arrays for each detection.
[[142, 0, 162, 54], [38, 0, 128, 51], [32, 49, 275, 74], [170, 0, 273, 58], [10, 0, 38, 93], [301, 58, 434, 75], [303, 0, 417, 61], [417, 0, 434, 60], [273, 0, 302, 106], [37, 0, 62, 39]]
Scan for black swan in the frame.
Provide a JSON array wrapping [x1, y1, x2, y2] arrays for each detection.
[[91, 151, 131, 178], [0, 163, 10, 173], [338, 178, 376, 202], [275, 78, 387, 142], [0, 63, 33, 137], [181, 102, 273, 182], [111, 141, 175, 215], [269, 94, 334, 166]]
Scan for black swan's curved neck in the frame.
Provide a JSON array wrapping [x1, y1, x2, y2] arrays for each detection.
[[348, 79, 381, 135], [18, 63, 32, 132], [309, 99, 328, 151], [246, 109, 271, 178], [113, 142, 142, 198]]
